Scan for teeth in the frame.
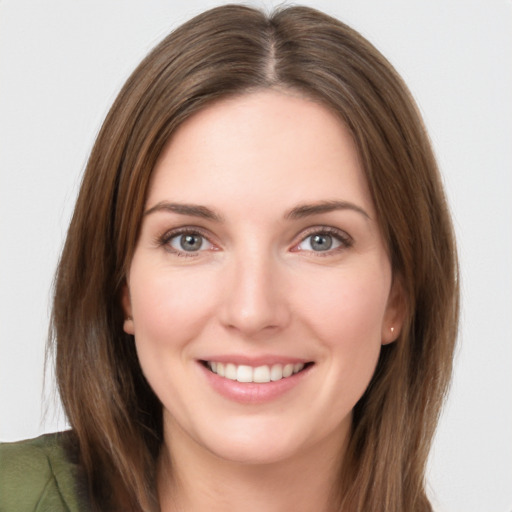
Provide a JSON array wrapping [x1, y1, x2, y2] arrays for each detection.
[[236, 365, 253, 383], [283, 363, 294, 378], [253, 365, 270, 383], [207, 361, 305, 383], [225, 363, 237, 380], [270, 364, 283, 381]]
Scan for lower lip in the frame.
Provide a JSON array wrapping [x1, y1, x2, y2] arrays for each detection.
[[199, 362, 312, 404]]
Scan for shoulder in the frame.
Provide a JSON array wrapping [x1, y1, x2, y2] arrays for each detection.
[[0, 431, 87, 512]]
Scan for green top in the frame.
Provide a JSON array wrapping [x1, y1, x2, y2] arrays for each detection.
[[0, 432, 87, 512]]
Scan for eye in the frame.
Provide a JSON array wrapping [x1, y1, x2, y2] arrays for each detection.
[[164, 230, 214, 255], [294, 228, 352, 253]]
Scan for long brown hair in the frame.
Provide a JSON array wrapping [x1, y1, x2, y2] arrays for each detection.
[[51, 5, 459, 511]]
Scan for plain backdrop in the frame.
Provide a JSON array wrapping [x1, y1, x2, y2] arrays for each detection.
[[1, 1, 511, 511]]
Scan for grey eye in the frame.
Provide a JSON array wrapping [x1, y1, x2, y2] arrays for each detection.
[[170, 233, 208, 252], [309, 234, 333, 251], [296, 232, 346, 253]]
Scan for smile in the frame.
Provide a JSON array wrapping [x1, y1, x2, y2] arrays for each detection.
[[205, 361, 306, 383]]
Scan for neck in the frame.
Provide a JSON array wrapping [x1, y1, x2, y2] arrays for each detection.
[[157, 421, 347, 512]]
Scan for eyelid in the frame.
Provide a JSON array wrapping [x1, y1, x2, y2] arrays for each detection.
[[156, 225, 218, 257], [291, 225, 353, 253], [154, 224, 352, 257]]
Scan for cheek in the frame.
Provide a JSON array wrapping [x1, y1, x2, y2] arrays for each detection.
[[302, 266, 390, 338], [298, 265, 391, 390], [128, 265, 221, 414], [129, 265, 218, 350]]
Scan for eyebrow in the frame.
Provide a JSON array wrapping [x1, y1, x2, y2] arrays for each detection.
[[284, 200, 370, 220], [144, 201, 224, 222], [144, 199, 370, 223]]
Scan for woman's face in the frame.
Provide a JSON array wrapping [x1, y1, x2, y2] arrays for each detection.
[[123, 90, 403, 465]]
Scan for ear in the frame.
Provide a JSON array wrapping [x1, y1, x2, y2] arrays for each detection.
[[381, 275, 406, 345], [121, 282, 135, 335]]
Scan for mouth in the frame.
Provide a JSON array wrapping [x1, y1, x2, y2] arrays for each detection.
[[201, 361, 313, 383]]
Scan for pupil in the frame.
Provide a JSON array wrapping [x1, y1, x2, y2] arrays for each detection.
[[311, 234, 332, 251], [180, 234, 202, 251]]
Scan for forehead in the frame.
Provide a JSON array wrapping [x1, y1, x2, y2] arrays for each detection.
[[147, 90, 374, 217]]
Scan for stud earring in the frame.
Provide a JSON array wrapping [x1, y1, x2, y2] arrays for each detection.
[[390, 326, 395, 334]]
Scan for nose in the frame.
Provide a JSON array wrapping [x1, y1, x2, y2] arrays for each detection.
[[218, 249, 291, 338]]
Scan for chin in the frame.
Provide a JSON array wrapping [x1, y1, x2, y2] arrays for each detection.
[[206, 435, 301, 466], [194, 415, 340, 467]]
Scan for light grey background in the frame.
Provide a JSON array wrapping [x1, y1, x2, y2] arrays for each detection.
[[1, 1, 511, 511]]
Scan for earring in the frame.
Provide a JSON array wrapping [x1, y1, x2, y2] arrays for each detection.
[[390, 326, 395, 334]]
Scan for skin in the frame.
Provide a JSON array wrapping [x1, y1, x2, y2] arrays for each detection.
[[122, 89, 404, 511]]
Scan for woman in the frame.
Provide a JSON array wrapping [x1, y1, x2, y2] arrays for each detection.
[[0, 4, 458, 511]]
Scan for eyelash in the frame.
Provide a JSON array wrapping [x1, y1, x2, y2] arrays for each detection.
[[156, 225, 353, 258], [157, 227, 214, 258], [293, 226, 353, 255]]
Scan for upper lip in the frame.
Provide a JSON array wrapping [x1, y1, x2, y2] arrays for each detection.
[[199, 355, 311, 367]]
